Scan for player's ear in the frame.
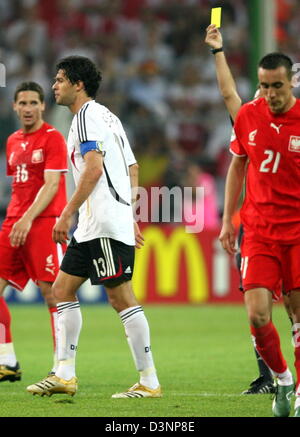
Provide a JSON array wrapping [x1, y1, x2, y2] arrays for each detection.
[[76, 80, 85, 93]]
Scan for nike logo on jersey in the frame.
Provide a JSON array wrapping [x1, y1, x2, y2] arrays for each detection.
[[270, 123, 283, 134]]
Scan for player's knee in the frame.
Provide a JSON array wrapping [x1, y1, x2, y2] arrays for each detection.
[[248, 311, 270, 328], [107, 292, 138, 313], [52, 283, 64, 301]]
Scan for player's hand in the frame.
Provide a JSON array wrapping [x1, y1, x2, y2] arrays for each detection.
[[134, 221, 144, 249], [205, 24, 223, 49], [219, 221, 236, 255], [9, 216, 33, 247], [52, 214, 71, 244]]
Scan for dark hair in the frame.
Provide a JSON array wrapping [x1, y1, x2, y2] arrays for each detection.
[[14, 81, 45, 102], [259, 52, 293, 79], [56, 56, 102, 98]]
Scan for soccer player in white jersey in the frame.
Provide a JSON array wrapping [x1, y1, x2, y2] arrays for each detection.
[[27, 56, 161, 398]]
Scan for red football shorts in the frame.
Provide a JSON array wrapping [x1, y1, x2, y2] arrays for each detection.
[[240, 235, 300, 301], [0, 217, 66, 290]]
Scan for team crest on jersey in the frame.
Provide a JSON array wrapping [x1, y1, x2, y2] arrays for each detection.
[[31, 149, 44, 163], [248, 129, 257, 146], [288, 136, 300, 153]]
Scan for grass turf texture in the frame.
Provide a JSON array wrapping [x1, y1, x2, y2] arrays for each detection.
[[0, 304, 294, 417]]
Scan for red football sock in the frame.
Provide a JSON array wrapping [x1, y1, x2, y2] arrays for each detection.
[[294, 346, 300, 394], [0, 296, 12, 343], [251, 321, 287, 374], [49, 307, 58, 352]]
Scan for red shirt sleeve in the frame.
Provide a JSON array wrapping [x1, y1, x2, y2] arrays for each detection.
[[44, 130, 68, 172], [6, 137, 13, 176], [229, 109, 247, 157]]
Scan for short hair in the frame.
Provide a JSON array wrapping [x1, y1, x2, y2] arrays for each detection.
[[258, 52, 293, 79], [14, 81, 45, 102], [56, 56, 102, 98]]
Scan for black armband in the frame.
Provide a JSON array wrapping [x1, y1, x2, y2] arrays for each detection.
[[211, 47, 223, 54]]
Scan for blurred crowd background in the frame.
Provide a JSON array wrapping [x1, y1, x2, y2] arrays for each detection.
[[0, 0, 299, 227]]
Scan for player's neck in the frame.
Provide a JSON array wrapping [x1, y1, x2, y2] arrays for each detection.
[[271, 95, 297, 115], [21, 119, 44, 134], [69, 95, 93, 114], [283, 95, 297, 113]]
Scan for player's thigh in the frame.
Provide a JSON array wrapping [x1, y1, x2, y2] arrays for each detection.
[[0, 218, 28, 290], [52, 270, 87, 301], [22, 217, 66, 282], [105, 280, 139, 312], [240, 237, 282, 300], [87, 237, 136, 311]]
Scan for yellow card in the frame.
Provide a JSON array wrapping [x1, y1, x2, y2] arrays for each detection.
[[211, 7, 222, 28]]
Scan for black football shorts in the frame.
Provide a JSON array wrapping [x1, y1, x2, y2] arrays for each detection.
[[60, 236, 135, 288]]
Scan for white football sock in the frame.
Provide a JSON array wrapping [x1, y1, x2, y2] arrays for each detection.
[[55, 301, 82, 380], [276, 368, 293, 386], [0, 342, 17, 367], [50, 309, 59, 373], [119, 306, 159, 389]]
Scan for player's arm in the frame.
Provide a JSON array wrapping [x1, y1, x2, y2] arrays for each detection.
[[219, 155, 248, 255], [205, 24, 242, 120], [129, 162, 144, 249], [9, 171, 62, 247], [53, 150, 103, 244]]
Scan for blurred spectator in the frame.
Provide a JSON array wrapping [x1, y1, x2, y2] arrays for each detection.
[[5, 4, 48, 60], [182, 160, 220, 231], [127, 59, 169, 119], [129, 22, 174, 74], [166, 98, 209, 158]]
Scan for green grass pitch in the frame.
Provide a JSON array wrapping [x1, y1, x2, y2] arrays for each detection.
[[0, 303, 295, 417]]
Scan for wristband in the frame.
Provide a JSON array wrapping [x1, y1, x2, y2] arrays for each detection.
[[211, 47, 223, 54]]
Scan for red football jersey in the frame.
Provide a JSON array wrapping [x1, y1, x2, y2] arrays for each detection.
[[6, 122, 68, 217], [230, 97, 300, 243]]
